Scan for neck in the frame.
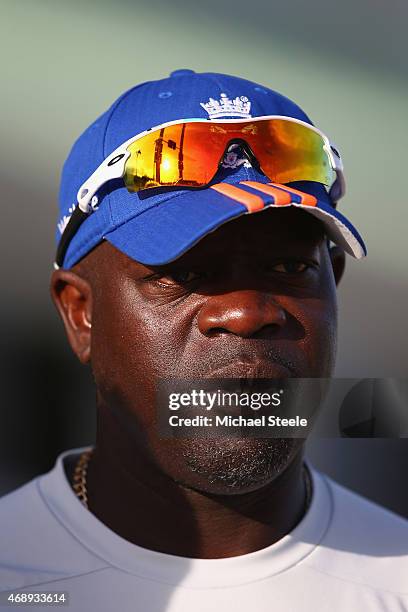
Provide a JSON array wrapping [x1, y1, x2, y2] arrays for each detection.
[[83, 407, 309, 559]]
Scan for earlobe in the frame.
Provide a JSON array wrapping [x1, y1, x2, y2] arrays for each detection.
[[329, 245, 346, 286], [50, 269, 93, 364]]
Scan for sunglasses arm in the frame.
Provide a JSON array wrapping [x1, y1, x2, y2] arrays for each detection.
[[330, 169, 346, 203], [326, 141, 346, 203], [54, 149, 130, 268], [76, 149, 131, 213], [54, 206, 89, 269]]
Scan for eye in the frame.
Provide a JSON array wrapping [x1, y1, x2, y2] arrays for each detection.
[[156, 270, 201, 286], [272, 261, 311, 274]]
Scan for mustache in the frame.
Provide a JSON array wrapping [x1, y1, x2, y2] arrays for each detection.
[[174, 341, 304, 378]]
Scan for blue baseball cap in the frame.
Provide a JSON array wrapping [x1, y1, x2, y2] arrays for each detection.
[[57, 69, 366, 268]]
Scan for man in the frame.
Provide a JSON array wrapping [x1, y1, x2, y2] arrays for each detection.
[[0, 70, 407, 611]]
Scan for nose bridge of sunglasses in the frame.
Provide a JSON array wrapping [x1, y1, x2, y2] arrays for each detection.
[[218, 138, 261, 169]]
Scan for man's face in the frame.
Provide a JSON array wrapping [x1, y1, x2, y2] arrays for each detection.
[[53, 207, 344, 495]]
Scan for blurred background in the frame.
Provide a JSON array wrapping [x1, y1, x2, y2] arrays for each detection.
[[0, 0, 407, 516]]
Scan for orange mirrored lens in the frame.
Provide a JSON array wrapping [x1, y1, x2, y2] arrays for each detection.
[[124, 124, 221, 191], [248, 120, 332, 186], [124, 120, 333, 193]]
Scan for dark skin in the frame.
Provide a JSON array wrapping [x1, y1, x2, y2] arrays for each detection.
[[50, 207, 345, 558]]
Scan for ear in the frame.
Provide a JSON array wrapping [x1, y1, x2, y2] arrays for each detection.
[[329, 245, 346, 286], [50, 269, 92, 364]]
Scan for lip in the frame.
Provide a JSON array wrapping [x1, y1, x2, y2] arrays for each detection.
[[200, 360, 291, 419], [206, 359, 293, 379]]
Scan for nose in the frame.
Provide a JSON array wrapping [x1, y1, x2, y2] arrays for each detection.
[[197, 290, 287, 338]]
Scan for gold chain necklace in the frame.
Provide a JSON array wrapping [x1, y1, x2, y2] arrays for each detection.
[[72, 449, 93, 508], [72, 449, 313, 512]]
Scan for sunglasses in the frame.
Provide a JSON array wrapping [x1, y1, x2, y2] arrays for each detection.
[[56, 116, 345, 267]]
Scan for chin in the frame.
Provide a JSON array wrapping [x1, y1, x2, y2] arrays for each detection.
[[176, 437, 303, 496]]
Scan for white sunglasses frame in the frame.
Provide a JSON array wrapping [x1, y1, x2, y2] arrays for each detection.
[[75, 114, 345, 214]]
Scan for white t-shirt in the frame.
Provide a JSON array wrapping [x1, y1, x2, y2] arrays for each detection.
[[0, 447, 407, 611]]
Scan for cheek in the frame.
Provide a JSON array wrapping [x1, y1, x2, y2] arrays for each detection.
[[89, 283, 192, 424], [293, 293, 338, 377]]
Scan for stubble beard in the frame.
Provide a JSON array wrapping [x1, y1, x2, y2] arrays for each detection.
[[179, 437, 301, 493]]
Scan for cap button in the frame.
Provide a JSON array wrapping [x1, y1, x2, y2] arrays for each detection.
[[169, 69, 196, 77]]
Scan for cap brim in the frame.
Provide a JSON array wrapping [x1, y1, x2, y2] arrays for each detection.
[[104, 179, 366, 265]]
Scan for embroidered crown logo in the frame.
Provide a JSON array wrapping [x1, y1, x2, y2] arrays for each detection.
[[200, 93, 252, 119]]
